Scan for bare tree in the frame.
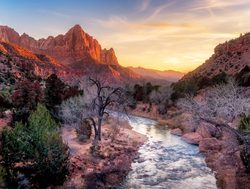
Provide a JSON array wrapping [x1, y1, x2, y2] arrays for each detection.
[[60, 77, 126, 141], [87, 77, 126, 140], [150, 86, 173, 114], [178, 80, 250, 142]]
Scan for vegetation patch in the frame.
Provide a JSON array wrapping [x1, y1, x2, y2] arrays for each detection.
[[1, 104, 69, 188]]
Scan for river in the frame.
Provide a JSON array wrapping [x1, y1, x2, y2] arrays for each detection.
[[119, 115, 217, 189]]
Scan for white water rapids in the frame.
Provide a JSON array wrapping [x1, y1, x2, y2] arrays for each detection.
[[119, 115, 217, 189]]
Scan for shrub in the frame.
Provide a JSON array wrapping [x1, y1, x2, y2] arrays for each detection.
[[239, 116, 250, 133], [45, 74, 83, 112], [240, 145, 250, 172], [2, 104, 69, 187], [124, 86, 137, 109], [150, 86, 173, 115], [76, 120, 92, 142], [235, 66, 250, 87], [211, 72, 228, 85], [12, 79, 43, 123], [133, 82, 160, 103], [90, 140, 101, 157], [171, 77, 199, 101], [45, 74, 66, 111], [60, 95, 85, 124], [0, 165, 6, 188], [0, 93, 12, 118], [171, 73, 230, 101]]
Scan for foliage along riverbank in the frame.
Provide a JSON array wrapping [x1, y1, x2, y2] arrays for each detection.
[[61, 118, 147, 188], [129, 87, 250, 189]]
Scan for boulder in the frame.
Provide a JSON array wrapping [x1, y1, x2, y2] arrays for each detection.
[[196, 122, 219, 138], [196, 125, 212, 138], [199, 138, 222, 152], [181, 132, 202, 145], [216, 168, 237, 189], [170, 128, 183, 136]]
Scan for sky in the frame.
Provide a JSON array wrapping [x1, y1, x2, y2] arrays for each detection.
[[0, 0, 250, 72]]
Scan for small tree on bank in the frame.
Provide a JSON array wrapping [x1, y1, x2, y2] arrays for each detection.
[[61, 77, 126, 141]]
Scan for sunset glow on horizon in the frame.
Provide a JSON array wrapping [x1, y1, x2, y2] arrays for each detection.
[[0, 0, 249, 72]]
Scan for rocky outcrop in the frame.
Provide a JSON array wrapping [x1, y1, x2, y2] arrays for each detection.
[[0, 40, 64, 78], [181, 132, 203, 145], [0, 26, 20, 44], [196, 122, 220, 138], [199, 138, 222, 152], [183, 33, 250, 80], [168, 111, 250, 189], [170, 128, 182, 136], [101, 48, 119, 65]]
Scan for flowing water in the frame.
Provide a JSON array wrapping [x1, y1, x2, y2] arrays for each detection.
[[119, 115, 217, 189]]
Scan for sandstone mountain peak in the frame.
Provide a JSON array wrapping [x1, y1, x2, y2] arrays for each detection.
[[0, 25, 19, 43], [0, 24, 119, 66], [71, 24, 83, 31], [66, 24, 85, 37], [0, 24, 139, 83]]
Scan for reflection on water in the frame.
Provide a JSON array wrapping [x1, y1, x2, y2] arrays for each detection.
[[119, 115, 217, 189]]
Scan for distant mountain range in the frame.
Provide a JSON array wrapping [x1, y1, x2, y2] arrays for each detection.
[[0, 24, 184, 84], [129, 67, 184, 82], [0, 25, 139, 83]]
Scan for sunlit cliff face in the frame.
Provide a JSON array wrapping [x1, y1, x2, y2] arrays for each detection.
[[1, 0, 250, 72]]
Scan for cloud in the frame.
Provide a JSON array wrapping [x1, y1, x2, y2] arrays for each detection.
[[95, 15, 196, 32], [190, 0, 249, 11], [38, 9, 72, 19], [146, 1, 176, 20], [138, 0, 151, 12], [93, 0, 249, 72]]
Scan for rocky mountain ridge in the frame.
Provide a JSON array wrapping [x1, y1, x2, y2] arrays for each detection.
[[183, 33, 250, 80], [0, 25, 139, 83], [129, 66, 184, 82], [0, 24, 119, 66]]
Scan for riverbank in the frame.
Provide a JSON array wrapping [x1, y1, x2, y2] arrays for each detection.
[[129, 105, 250, 189], [119, 114, 217, 189], [166, 112, 250, 189], [128, 103, 171, 126], [61, 119, 147, 188]]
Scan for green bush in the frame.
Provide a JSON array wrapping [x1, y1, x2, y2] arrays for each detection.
[[0, 165, 7, 188], [171, 73, 229, 101], [133, 82, 159, 103], [171, 77, 200, 101], [0, 94, 12, 117], [2, 104, 69, 187], [12, 79, 43, 123], [76, 120, 92, 142], [239, 116, 250, 133], [236, 66, 250, 87], [240, 145, 250, 172]]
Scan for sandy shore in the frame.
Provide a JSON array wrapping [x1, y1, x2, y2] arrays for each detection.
[[60, 119, 147, 189]]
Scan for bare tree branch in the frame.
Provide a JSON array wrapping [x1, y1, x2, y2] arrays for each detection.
[[178, 79, 250, 143]]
